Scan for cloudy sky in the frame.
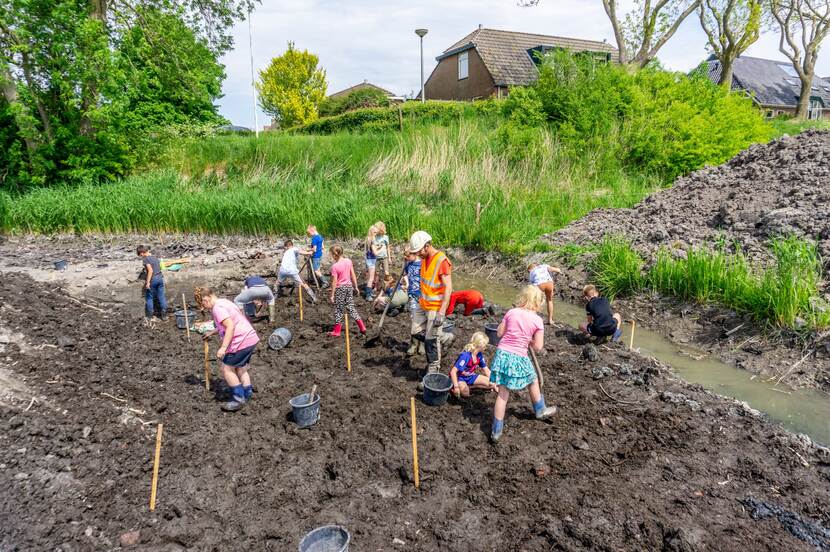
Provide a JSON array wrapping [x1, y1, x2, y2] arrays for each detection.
[[217, 0, 830, 128]]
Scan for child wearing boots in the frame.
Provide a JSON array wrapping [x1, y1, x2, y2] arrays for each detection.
[[328, 245, 367, 336], [489, 285, 557, 442]]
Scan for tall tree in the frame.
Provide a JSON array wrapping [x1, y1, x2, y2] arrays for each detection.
[[521, 0, 700, 66], [699, 0, 763, 88], [257, 43, 327, 128], [768, 0, 830, 118]]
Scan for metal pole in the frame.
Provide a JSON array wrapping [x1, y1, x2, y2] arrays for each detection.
[[419, 36, 425, 103], [248, 8, 259, 137]]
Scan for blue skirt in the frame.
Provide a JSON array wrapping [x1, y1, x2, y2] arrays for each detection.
[[489, 349, 536, 390]]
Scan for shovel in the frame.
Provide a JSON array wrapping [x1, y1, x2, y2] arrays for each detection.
[[529, 347, 545, 389], [364, 267, 407, 348]]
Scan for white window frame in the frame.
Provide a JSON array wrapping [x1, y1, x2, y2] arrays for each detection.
[[808, 99, 823, 120], [458, 51, 469, 80]]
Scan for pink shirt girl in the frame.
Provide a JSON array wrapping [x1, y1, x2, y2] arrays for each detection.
[[212, 298, 259, 353], [330, 257, 355, 288], [497, 307, 544, 357]]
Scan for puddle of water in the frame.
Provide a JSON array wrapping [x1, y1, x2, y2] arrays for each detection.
[[454, 274, 830, 446]]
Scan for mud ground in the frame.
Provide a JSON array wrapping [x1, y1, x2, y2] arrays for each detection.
[[2, 237, 830, 551]]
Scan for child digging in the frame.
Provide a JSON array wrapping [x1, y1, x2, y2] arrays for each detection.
[[527, 262, 562, 325], [136, 245, 168, 321], [580, 284, 623, 342], [489, 285, 557, 443], [195, 287, 260, 412], [450, 331, 497, 398], [328, 245, 367, 336]]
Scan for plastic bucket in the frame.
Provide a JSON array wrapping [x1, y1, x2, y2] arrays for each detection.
[[243, 302, 257, 318], [422, 373, 453, 406], [174, 310, 196, 330], [268, 328, 293, 350], [484, 323, 499, 346], [289, 392, 320, 428], [54, 260, 68, 271], [298, 525, 350, 552]]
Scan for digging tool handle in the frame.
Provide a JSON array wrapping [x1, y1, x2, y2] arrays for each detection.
[[377, 268, 407, 332], [203, 341, 210, 392], [345, 314, 352, 372], [530, 348, 544, 389], [629, 319, 636, 351], [182, 294, 191, 342], [307, 384, 317, 406], [149, 423, 163, 511], [299, 286, 304, 322], [410, 397, 420, 489]]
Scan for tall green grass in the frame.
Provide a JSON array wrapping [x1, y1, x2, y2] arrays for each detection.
[[590, 237, 830, 330], [4, 120, 664, 253]]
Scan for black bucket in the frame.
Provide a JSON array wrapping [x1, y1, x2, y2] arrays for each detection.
[[484, 323, 499, 346], [243, 302, 257, 318], [422, 373, 453, 406]]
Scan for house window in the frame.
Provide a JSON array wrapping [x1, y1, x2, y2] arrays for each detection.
[[808, 98, 823, 120], [458, 52, 469, 80]]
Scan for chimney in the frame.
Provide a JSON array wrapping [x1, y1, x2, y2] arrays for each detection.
[[478, 23, 483, 29]]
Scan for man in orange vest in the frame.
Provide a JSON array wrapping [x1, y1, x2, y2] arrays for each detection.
[[407, 231, 453, 380]]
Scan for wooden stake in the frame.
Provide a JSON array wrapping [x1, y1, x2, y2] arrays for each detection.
[[345, 314, 352, 372], [298, 286, 304, 322], [475, 201, 481, 226], [203, 340, 210, 392], [182, 294, 191, 342], [410, 397, 420, 489], [149, 423, 164, 511], [629, 319, 636, 351], [398, 104, 403, 132]]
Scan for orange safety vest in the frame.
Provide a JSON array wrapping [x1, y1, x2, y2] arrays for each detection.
[[419, 251, 451, 310]]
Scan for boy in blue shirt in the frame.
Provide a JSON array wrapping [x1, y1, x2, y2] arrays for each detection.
[[136, 245, 168, 321], [307, 225, 327, 288]]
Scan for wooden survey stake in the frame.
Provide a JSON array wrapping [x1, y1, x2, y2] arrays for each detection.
[[410, 397, 420, 489], [149, 423, 164, 511], [345, 314, 352, 372]]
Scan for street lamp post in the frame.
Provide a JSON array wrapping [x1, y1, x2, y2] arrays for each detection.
[[415, 28, 428, 103], [248, 8, 259, 137]]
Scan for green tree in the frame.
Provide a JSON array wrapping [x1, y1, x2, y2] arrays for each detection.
[[699, 0, 763, 88], [257, 43, 327, 127]]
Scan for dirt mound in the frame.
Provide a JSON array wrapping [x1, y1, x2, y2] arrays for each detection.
[[548, 130, 830, 265], [2, 272, 830, 550]]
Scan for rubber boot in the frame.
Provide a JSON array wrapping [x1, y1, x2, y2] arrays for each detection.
[[329, 323, 342, 337], [417, 341, 425, 355], [356, 319, 367, 334], [268, 303, 276, 322]]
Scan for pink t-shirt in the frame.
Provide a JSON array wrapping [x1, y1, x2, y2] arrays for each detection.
[[212, 298, 259, 353], [497, 307, 544, 357], [330, 258, 354, 288]]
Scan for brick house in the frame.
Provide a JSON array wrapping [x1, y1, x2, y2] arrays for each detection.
[[706, 55, 830, 120], [423, 27, 619, 101]]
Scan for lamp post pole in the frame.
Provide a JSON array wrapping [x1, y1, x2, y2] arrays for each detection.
[[248, 8, 259, 137], [415, 29, 428, 102]]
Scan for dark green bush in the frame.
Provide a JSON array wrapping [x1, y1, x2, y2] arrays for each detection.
[[319, 87, 391, 117]]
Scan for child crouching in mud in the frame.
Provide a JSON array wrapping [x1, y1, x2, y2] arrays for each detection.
[[328, 245, 367, 336], [489, 285, 557, 443], [195, 287, 260, 412], [580, 284, 622, 343], [450, 331, 497, 398]]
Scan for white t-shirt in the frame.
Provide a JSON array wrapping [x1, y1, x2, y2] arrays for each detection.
[[529, 265, 553, 285], [280, 247, 300, 275]]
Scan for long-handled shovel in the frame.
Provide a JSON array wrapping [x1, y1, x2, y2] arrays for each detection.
[[529, 347, 545, 389], [364, 267, 407, 348]]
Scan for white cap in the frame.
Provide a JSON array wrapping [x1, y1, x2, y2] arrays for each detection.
[[407, 230, 432, 253]]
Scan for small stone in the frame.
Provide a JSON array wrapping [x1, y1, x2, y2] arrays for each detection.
[[582, 344, 600, 362], [393, 538, 406, 546], [119, 530, 141, 547], [82, 427, 92, 439], [534, 465, 551, 478], [84, 526, 94, 538], [14, 472, 29, 480], [15, 448, 26, 454], [591, 366, 613, 380]]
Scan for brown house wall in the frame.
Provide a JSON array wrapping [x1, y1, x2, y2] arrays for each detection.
[[423, 49, 496, 101]]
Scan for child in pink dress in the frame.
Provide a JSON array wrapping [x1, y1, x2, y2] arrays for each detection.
[[489, 285, 557, 442], [328, 245, 367, 336], [195, 286, 260, 412]]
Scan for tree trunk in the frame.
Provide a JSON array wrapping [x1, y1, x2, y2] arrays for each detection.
[[796, 75, 813, 119], [0, 63, 40, 153], [719, 58, 735, 90]]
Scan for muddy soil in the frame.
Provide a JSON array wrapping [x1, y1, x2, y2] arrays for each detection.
[[2, 258, 830, 551]]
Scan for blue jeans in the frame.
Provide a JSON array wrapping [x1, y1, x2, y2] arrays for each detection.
[[311, 256, 322, 272], [144, 276, 168, 318]]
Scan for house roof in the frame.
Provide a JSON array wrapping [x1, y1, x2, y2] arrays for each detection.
[[707, 55, 830, 107], [328, 81, 395, 99], [438, 27, 618, 87]]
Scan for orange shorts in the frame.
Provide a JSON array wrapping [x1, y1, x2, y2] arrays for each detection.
[[537, 281, 554, 300]]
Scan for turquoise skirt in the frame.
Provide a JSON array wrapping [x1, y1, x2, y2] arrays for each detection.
[[489, 348, 536, 390]]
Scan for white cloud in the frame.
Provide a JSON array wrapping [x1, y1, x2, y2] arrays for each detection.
[[217, 0, 830, 128]]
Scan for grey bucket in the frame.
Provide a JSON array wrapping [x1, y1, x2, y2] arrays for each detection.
[[174, 309, 196, 330], [289, 392, 320, 428], [298, 525, 350, 552], [243, 302, 257, 318], [484, 323, 499, 346], [54, 260, 68, 271], [422, 373, 453, 406], [268, 328, 292, 350]]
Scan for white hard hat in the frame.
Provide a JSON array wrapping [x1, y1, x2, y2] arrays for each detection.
[[407, 230, 432, 253]]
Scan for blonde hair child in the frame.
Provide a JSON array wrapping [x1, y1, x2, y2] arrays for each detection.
[[488, 285, 557, 442], [450, 331, 496, 398]]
